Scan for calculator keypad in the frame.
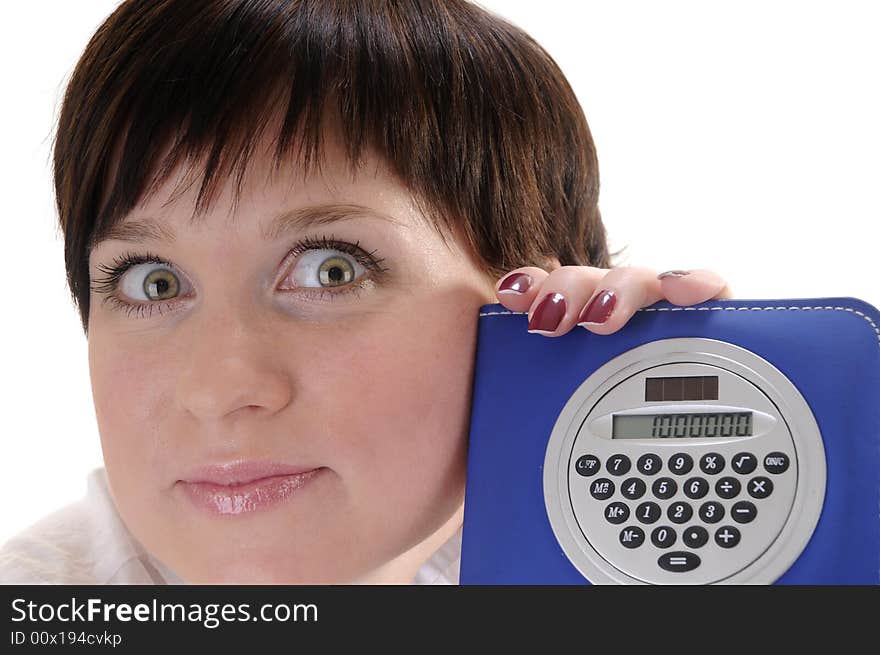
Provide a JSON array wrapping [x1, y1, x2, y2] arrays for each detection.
[[570, 446, 796, 584]]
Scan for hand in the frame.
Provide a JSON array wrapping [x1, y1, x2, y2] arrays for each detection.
[[494, 266, 734, 337]]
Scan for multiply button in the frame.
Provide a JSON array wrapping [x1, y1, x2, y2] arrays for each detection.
[[658, 552, 701, 572], [731, 452, 757, 474], [668, 453, 694, 475], [606, 454, 631, 476], [637, 453, 663, 476], [715, 477, 741, 500], [590, 479, 615, 500], [699, 453, 725, 475], [764, 452, 790, 474], [748, 477, 774, 499], [619, 526, 645, 549], [575, 454, 600, 477], [715, 526, 741, 548]]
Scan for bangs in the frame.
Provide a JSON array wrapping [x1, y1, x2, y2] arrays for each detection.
[[81, 0, 472, 248]]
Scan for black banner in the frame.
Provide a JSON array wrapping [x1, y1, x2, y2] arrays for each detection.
[[2, 585, 876, 648]]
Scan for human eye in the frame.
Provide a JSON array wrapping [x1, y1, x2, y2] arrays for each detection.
[[90, 251, 188, 319], [279, 234, 390, 302], [90, 235, 390, 319]]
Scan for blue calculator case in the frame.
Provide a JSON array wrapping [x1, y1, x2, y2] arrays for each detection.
[[460, 296, 880, 584]]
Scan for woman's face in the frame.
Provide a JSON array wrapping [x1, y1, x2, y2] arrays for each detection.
[[87, 126, 498, 583]]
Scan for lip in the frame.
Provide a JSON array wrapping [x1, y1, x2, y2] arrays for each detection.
[[180, 460, 320, 486], [178, 460, 325, 516]]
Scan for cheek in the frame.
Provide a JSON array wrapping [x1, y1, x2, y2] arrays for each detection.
[[320, 302, 478, 498], [88, 340, 172, 478]]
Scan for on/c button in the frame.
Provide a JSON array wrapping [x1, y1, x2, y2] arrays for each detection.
[[658, 551, 701, 572]]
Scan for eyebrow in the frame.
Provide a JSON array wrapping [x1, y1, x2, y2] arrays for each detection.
[[91, 202, 405, 247]]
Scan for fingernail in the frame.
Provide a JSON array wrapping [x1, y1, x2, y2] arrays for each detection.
[[658, 270, 690, 280], [498, 272, 533, 294], [578, 289, 616, 325], [528, 292, 566, 333]]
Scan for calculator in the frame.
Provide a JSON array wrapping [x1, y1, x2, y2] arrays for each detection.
[[460, 297, 880, 584]]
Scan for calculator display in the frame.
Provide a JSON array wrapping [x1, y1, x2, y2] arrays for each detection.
[[612, 412, 753, 439]]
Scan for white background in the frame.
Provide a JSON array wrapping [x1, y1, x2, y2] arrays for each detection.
[[1, 0, 878, 545]]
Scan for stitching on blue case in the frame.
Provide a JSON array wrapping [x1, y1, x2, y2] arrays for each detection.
[[478, 305, 880, 349]]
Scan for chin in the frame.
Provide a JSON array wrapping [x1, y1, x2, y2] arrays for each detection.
[[179, 554, 351, 585]]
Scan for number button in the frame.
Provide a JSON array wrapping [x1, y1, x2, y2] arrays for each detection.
[[621, 478, 647, 500], [763, 452, 790, 474], [652, 477, 677, 500], [667, 502, 693, 524], [604, 502, 630, 525], [731, 501, 757, 524], [637, 453, 663, 476], [683, 477, 709, 500], [699, 452, 725, 475], [606, 454, 632, 476], [575, 454, 601, 477], [636, 501, 662, 524], [683, 526, 709, 549], [590, 479, 615, 500], [715, 476, 741, 499], [731, 452, 757, 474], [651, 526, 677, 548], [668, 453, 694, 475], [714, 526, 742, 548], [619, 526, 646, 549], [747, 476, 773, 499], [698, 501, 724, 524]]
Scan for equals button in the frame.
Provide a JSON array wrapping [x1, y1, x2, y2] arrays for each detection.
[[658, 551, 701, 572]]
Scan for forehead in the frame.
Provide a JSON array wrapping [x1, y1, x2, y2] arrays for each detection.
[[93, 202, 407, 249], [93, 122, 427, 250]]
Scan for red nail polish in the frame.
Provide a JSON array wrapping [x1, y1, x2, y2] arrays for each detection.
[[498, 272, 533, 294], [578, 290, 616, 325], [528, 292, 566, 333]]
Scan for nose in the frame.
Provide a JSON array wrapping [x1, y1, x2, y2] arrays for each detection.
[[175, 306, 293, 422]]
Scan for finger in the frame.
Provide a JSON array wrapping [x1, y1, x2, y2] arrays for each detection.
[[575, 266, 666, 336], [523, 266, 609, 337], [494, 266, 554, 313], [658, 269, 735, 305]]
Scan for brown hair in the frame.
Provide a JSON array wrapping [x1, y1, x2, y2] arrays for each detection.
[[53, 0, 622, 336]]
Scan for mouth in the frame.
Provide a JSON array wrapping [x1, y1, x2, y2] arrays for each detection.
[[180, 460, 321, 486], [178, 462, 327, 516]]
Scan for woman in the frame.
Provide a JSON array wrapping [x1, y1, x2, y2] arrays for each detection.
[[0, 0, 731, 584]]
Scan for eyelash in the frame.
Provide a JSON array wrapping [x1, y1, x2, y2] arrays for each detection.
[[90, 234, 390, 319]]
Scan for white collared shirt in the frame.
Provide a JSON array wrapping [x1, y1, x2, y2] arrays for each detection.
[[0, 467, 461, 585]]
